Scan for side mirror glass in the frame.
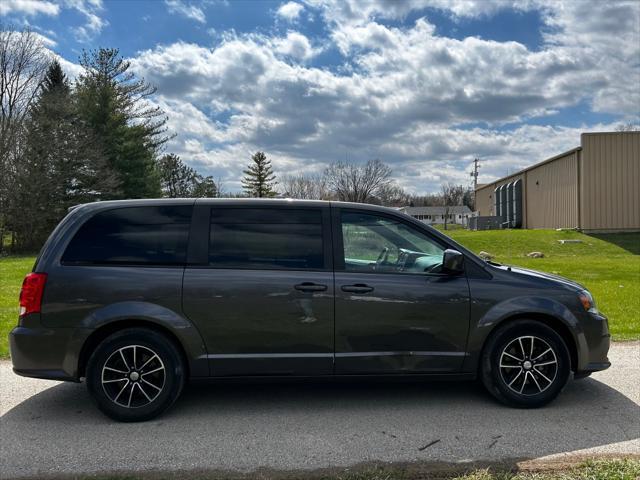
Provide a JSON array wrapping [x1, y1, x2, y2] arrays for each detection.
[[443, 249, 464, 274]]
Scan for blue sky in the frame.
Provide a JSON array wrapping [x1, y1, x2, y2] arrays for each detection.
[[2, 0, 639, 193]]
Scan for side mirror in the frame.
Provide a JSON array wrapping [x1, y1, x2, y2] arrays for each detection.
[[442, 249, 464, 274]]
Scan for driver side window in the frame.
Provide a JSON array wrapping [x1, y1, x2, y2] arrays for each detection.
[[341, 211, 445, 274]]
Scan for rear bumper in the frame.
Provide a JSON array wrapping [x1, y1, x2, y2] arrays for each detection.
[[9, 316, 90, 382]]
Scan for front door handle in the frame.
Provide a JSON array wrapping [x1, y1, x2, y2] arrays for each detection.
[[294, 282, 328, 292], [341, 284, 374, 294]]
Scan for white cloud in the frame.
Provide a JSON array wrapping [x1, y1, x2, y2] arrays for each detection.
[[273, 31, 319, 61], [539, 0, 640, 116], [32, 31, 57, 48], [165, 0, 206, 24], [64, 0, 108, 41], [277, 1, 304, 21], [0, 0, 60, 17], [125, 0, 638, 193], [57, 56, 84, 81], [3, 0, 107, 40]]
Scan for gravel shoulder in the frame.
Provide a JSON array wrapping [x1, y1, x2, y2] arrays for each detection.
[[1, 343, 638, 479]]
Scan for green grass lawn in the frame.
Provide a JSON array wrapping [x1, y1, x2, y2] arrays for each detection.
[[0, 229, 638, 358], [0, 256, 35, 358], [330, 459, 640, 480]]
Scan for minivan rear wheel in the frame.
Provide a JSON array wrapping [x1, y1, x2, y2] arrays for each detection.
[[481, 320, 570, 408], [86, 328, 185, 422]]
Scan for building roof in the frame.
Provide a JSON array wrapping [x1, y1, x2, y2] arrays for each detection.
[[400, 205, 472, 215]]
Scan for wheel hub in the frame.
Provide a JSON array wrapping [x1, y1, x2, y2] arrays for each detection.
[[499, 335, 558, 396], [101, 345, 166, 408]]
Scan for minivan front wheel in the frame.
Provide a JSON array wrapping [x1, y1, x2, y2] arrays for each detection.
[[482, 320, 570, 408], [86, 328, 185, 422]]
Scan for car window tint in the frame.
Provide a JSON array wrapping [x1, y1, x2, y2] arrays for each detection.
[[62, 206, 192, 265], [209, 208, 324, 270], [341, 212, 444, 274]]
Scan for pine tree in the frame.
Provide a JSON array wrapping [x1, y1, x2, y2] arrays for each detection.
[[157, 153, 218, 198], [192, 176, 218, 198], [241, 151, 277, 197], [10, 60, 117, 250], [75, 48, 167, 199]]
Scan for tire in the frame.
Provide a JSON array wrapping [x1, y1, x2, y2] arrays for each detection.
[[481, 320, 570, 408], [86, 328, 185, 422]]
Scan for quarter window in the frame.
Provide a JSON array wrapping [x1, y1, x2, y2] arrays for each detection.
[[209, 208, 324, 270], [62, 206, 192, 265], [341, 212, 445, 274]]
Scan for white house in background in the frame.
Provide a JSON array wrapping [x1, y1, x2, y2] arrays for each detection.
[[398, 205, 473, 226]]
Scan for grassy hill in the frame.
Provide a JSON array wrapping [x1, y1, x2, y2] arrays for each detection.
[[445, 229, 639, 340]]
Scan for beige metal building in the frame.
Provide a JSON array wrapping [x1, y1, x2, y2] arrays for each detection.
[[475, 132, 640, 232]]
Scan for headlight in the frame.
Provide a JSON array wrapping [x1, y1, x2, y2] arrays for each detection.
[[578, 290, 598, 314]]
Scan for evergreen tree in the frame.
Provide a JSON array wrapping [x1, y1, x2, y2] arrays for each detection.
[[75, 48, 168, 199], [241, 151, 277, 197], [10, 60, 117, 250], [157, 153, 218, 198], [192, 176, 218, 198], [157, 153, 198, 197]]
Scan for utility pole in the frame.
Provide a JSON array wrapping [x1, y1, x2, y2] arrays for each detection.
[[469, 158, 480, 191], [469, 158, 480, 212]]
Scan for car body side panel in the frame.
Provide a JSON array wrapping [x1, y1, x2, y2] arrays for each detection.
[[334, 271, 470, 373], [183, 269, 334, 376], [38, 264, 209, 377], [463, 274, 599, 373]]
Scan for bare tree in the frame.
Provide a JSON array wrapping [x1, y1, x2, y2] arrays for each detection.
[[408, 192, 443, 207], [615, 122, 640, 132], [279, 173, 329, 200], [214, 176, 226, 198], [0, 26, 50, 152], [324, 159, 392, 203], [0, 25, 50, 252], [374, 183, 411, 207], [440, 182, 465, 230]]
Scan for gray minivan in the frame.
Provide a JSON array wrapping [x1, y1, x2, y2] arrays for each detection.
[[10, 199, 610, 421]]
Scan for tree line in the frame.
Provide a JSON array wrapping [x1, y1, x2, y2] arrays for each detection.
[[0, 28, 218, 252], [243, 151, 474, 215], [1, 27, 474, 254]]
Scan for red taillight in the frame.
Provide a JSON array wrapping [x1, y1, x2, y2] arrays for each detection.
[[19, 273, 47, 316]]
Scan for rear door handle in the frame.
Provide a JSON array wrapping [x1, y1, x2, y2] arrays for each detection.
[[294, 282, 328, 292], [341, 284, 374, 294]]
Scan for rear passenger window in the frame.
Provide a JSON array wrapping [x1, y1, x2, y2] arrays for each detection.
[[62, 206, 192, 266], [209, 208, 324, 270]]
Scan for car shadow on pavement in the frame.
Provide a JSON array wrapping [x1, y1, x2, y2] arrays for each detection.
[[3, 375, 639, 468]]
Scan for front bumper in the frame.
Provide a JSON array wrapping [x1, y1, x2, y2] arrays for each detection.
[[9, 314, 90, 382], [575, 310, 611, 375]]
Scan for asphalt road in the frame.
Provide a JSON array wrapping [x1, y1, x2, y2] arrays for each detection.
[[1, 343, 639, 479]]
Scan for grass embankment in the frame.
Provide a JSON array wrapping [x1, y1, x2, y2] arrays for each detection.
[[330, 459, 640, 480], [0, 230, 638, 358], [69, 458, 640, 479], [444, 229, 640, 341], [326, 459, 640, 480]]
